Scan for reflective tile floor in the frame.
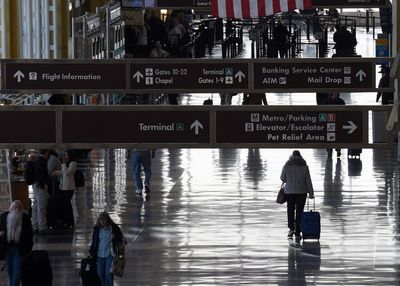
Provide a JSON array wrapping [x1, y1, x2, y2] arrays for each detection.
[[1, 147, 399, 285]]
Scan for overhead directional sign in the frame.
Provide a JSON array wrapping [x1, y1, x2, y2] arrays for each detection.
[[62, 111, 210, 144], [0, 58, 389, 93], [254, 60, 375, 91], [216, 110, 365, 144], [130, 62, 248, 91], [4, 62, 126, 91], [312, 0, 389, 7], [0, 106, 392, 148]]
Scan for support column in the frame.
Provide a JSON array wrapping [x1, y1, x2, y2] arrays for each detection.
[[8, 0, 19, 58], [394, 0, 399, 54]]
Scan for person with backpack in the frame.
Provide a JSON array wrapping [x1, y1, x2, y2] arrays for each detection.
[[52, 150, 76, 229], [32, 149, 50, 235], [0, 200, 34, 286]]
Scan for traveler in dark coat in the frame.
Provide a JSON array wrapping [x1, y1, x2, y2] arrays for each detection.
[[376, 65, 394, 105], [242, 93, 268, 105], [323, 92, 345, 157], [280, 151, 314, 240], [333, 25, 357, 57], [89, 212, 124, 286], [0, 200, 34, 286], [273, 20, 290, 58]]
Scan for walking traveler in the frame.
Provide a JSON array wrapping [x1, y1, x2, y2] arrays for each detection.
[[89, 212, 125, 286], [322, 92, 345, 157], [280, 150, 314, 240], [131, 149, 155, 195], [0, 200, 34, 286]]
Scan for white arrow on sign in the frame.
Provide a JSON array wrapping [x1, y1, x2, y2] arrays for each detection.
[[13, 70, 25, 82], [132, 71, 144, 83], [190, 120, 203, 135], [356, 70, 366, 82], [342, 121, 357, 134], [234, 70, 246, 83]]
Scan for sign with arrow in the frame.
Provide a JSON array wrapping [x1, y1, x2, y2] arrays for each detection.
[[4, 62, 126, 91], [190, 120, 204, 135], [216, 110, 364, 144], [62, 111, 210, 144], [254, 60, 375, 91], [130, 62, 248, 91]]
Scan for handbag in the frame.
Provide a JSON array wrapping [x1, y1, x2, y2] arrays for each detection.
[[276, 183, 286, 204], [111, 240, 126, 277]]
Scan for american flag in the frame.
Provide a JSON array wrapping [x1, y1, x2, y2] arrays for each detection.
[[211, 0, 312, 19]]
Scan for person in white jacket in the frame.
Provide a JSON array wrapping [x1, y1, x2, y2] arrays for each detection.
[[280, 150, 314, 240], [53, 150, 76, 229]]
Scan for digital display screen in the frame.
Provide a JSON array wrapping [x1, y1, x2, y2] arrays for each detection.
[[120, 0, 155, 8]]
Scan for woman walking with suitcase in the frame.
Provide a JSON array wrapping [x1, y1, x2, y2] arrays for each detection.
[[280, 150, 314, 240], [89, 212, 125, 286]]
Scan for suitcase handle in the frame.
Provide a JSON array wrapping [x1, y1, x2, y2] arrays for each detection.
[[306, 197, 315, 211]]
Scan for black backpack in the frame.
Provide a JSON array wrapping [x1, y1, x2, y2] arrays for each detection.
[[74, 170, 85, 187], [24, 160, 36, 185]]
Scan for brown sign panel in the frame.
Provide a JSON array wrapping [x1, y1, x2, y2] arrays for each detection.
[[312, 0, 389, 7], [63, 111, 209, 143], [4, 63, 126, 91], [130, 63, 248, 91], [216, 111, 364, 144], [0, 111, 56, 143], [254, 61, 374, 90]]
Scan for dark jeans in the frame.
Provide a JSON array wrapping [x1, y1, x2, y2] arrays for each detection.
[[5, 244, 22, 286], [60, 190, 74, 227], [286, 194, 307, 235]]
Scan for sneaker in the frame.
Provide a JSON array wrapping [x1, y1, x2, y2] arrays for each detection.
[[145, 185, 151, 194], [287, 230, 294, 238], [135, 189, 142, 195]]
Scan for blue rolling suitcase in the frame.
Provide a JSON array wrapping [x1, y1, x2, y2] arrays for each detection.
[[301, 199, 320, 241]]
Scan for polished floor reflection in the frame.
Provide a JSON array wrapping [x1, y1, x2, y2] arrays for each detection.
[[1, 147, 399, 285]]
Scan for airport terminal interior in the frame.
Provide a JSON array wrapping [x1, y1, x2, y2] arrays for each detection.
[[0, 0, 399, 285]]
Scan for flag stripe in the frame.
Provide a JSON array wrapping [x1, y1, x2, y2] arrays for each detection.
[[279, 0, 288, 12], [295, 0, 303, 9], [242, 0, 251, 18], [233, 0, 243, 18], [218, 0, 227, 18], [288, 0, 296, 10], [264, 0, 272, 16], [272, 0, 280, 13], [212, 0, 312, 18], [226, 0, 234, 18], [250, 0, 259, 18], [212, 0, 219, 18]]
